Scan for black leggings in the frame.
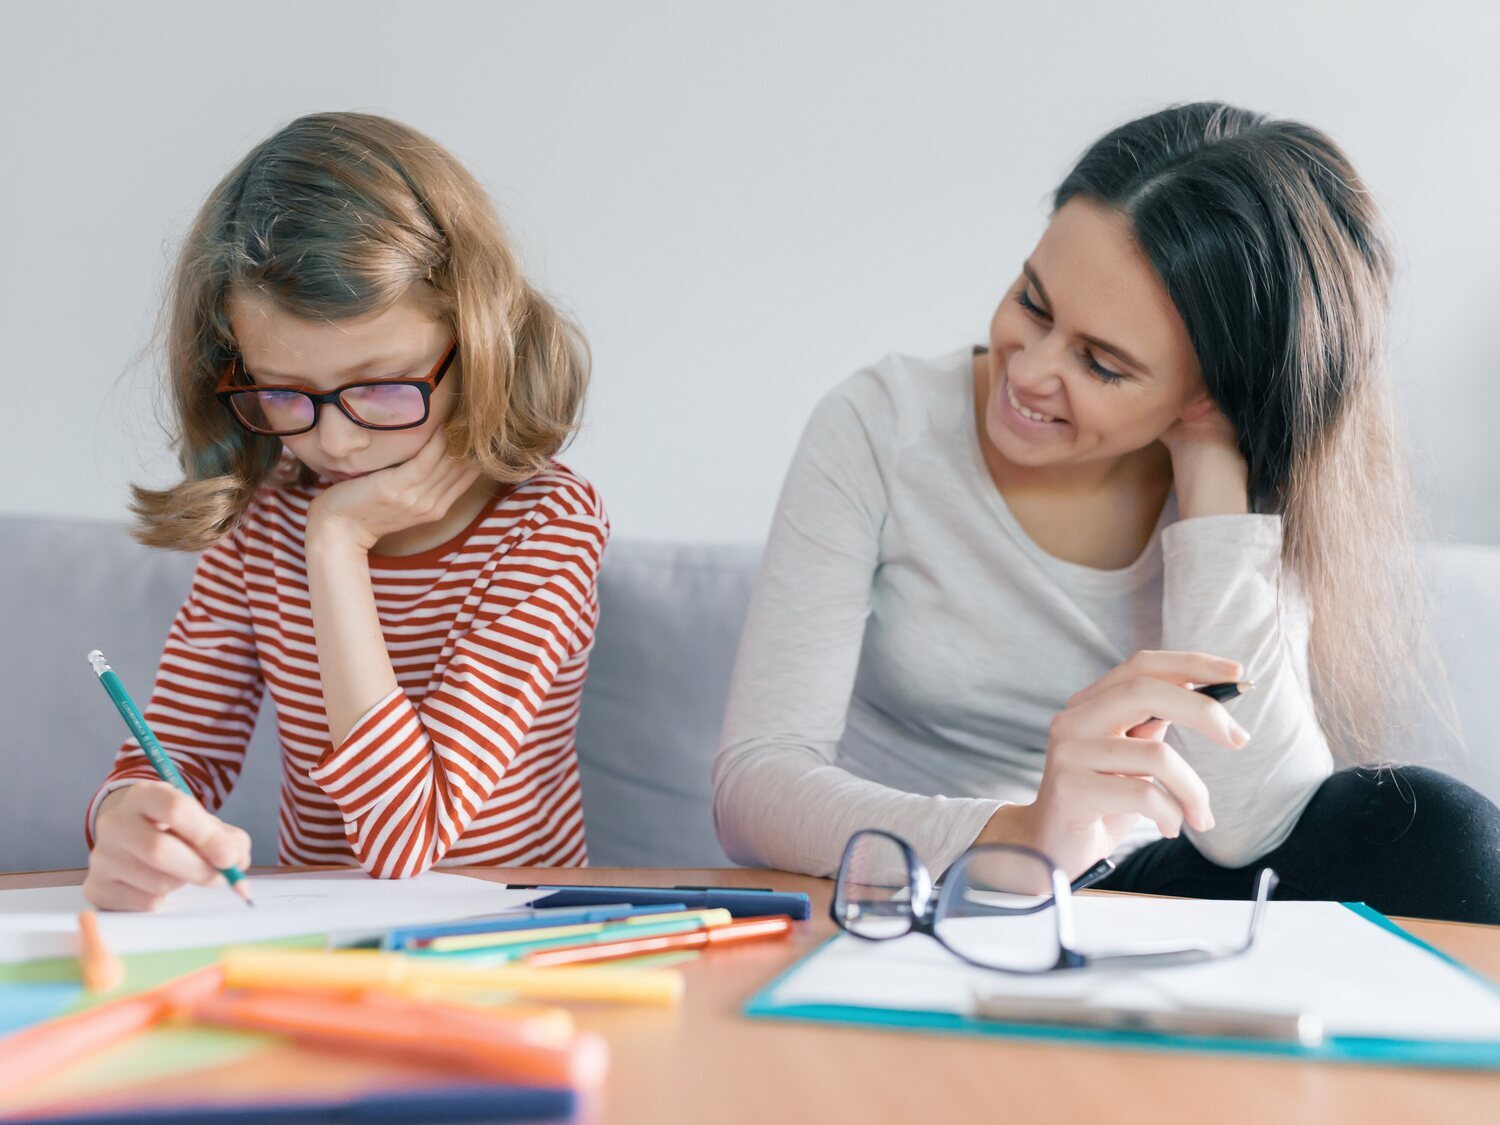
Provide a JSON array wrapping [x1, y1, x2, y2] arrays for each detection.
[[1094, 766, 1500, 924]]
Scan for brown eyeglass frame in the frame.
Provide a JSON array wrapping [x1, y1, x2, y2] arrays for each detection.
[[215, 341, 458, 436]]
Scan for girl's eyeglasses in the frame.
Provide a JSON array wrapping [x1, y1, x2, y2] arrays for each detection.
[[215, 342, 457, 437], [832, 828, 1277, 974]]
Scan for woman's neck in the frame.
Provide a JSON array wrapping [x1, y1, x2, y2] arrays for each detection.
[[972, 353, 1174, 570]]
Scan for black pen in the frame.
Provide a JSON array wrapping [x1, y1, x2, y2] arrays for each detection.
[[1196, 680, 1254, 704]]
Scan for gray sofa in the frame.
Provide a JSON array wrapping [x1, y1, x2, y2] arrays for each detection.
[[1, 515, 1496, 874]]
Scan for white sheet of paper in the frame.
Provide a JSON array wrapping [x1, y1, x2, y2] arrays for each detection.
[[764, 898, 1500, 1042], [0, 870, 547, 963]]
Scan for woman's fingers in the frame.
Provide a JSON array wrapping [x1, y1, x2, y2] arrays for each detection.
[[1068, 770, 1188, 839], [1067, 650, 1244, 709], [1066, 676, 1249, 749], [1066, 737, 1214, 831]]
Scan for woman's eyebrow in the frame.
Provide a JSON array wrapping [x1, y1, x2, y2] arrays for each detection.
[[1022, 261, 1152, 375]]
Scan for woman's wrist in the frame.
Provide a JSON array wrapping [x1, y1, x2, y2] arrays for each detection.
[[1170, 441, 1250, 519], [974, 802, 1038, 849]]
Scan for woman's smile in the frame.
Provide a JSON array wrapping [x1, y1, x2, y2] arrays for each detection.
[[1000, 373, 1071, 435]]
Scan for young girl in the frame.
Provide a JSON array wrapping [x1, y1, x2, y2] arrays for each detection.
[[715, 102, 1500, 923], [83, 112, 607, 909]]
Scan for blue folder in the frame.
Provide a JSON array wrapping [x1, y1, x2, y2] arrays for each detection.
[[744, 903, 1500, 1069]]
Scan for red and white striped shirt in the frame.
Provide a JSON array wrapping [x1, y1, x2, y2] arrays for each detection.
[[86, 462, 608, 877]]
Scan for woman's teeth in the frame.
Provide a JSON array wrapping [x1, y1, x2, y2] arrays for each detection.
[[1007, 381, 1060, 423]]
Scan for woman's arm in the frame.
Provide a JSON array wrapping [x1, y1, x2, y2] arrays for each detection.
[[714, 375, 1003, 878], [1159, 407, 1334, 867]]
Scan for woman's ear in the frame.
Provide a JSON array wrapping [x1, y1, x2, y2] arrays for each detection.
[[1178, 392, 1218, 425]]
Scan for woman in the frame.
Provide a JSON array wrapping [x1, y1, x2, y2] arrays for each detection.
[[713, 103, 1500, 924]]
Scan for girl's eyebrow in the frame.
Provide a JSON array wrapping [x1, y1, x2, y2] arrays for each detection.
[[242, 355, 408, 381], [1022, 261, 1152, 375]]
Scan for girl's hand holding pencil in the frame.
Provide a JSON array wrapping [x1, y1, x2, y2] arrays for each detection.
[[84, 649, 254, 912], [85, 782, 252, 912]]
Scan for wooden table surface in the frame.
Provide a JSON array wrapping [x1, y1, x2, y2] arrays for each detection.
[[3, 866, 1498, 1125]]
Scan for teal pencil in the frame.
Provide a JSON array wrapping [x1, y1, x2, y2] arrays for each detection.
[[87, 649, 254, 907]]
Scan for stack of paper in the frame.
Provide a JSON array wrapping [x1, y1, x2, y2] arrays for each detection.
[[752, 897, 1500, 1055], [0, 871, 545, 963]]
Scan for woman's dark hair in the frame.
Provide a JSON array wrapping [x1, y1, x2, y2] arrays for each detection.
[[1054, 102, 1454, 765]]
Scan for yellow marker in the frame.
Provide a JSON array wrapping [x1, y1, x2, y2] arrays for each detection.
[[76, 911, 125, 993], [425, 908, 733, 953], [221, 947, 684, 1007], [617, 908, 731, 928]]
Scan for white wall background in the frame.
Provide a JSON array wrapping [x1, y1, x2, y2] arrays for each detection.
[[2, 0, 1496, 544]]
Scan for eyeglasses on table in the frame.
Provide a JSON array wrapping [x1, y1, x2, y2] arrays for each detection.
[[831, 828, 1277, 974]]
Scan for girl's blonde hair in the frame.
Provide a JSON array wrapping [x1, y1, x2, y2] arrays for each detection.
[[132, 111, 589, 550]]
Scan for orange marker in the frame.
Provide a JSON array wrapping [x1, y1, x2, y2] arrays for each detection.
[[523, 914, 793, 968], [76, 910, 125, 993], [189, 989, 609, 1089], [0, 965, 224, 1095]]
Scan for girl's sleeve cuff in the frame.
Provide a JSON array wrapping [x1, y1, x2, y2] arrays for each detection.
[[308, 688, 424, 821]]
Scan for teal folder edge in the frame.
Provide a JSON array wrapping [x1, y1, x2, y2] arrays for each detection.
[[743, 902, 1500, 1069]]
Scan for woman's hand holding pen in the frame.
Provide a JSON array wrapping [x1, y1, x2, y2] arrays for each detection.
[[84, 782, 252, 911], [305, 428, 482, 553], [975, 650, 1251, 881]]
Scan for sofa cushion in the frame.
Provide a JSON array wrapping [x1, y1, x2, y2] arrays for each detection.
[[575, 541, 759, 866], [0, 517, 757, 872], [1, 515, 1495, 874]]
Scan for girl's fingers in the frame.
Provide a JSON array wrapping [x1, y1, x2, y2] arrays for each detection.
[[374, 427, 451, 494], [1067, 650, 1244, 709], [92, 843, 194, 898], [84, 876, 165, 913], [129, 783, 242, 874], [436, 465, 483, 515], [1067, 737, 1214, 831], [1071, 677, 1249, 749], [226, 826, 253, 872], [117, 820, 221, 888]]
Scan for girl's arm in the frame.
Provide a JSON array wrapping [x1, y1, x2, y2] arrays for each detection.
[[85, 511, 265, 848], [304, 459, 607, 879]]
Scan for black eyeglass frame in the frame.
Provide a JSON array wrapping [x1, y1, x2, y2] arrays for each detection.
[[830, 828, 1277, 975], [214, 341, 458, 437]]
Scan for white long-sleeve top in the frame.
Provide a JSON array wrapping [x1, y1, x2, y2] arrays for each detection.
[[713, 347, 1333, 878]]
